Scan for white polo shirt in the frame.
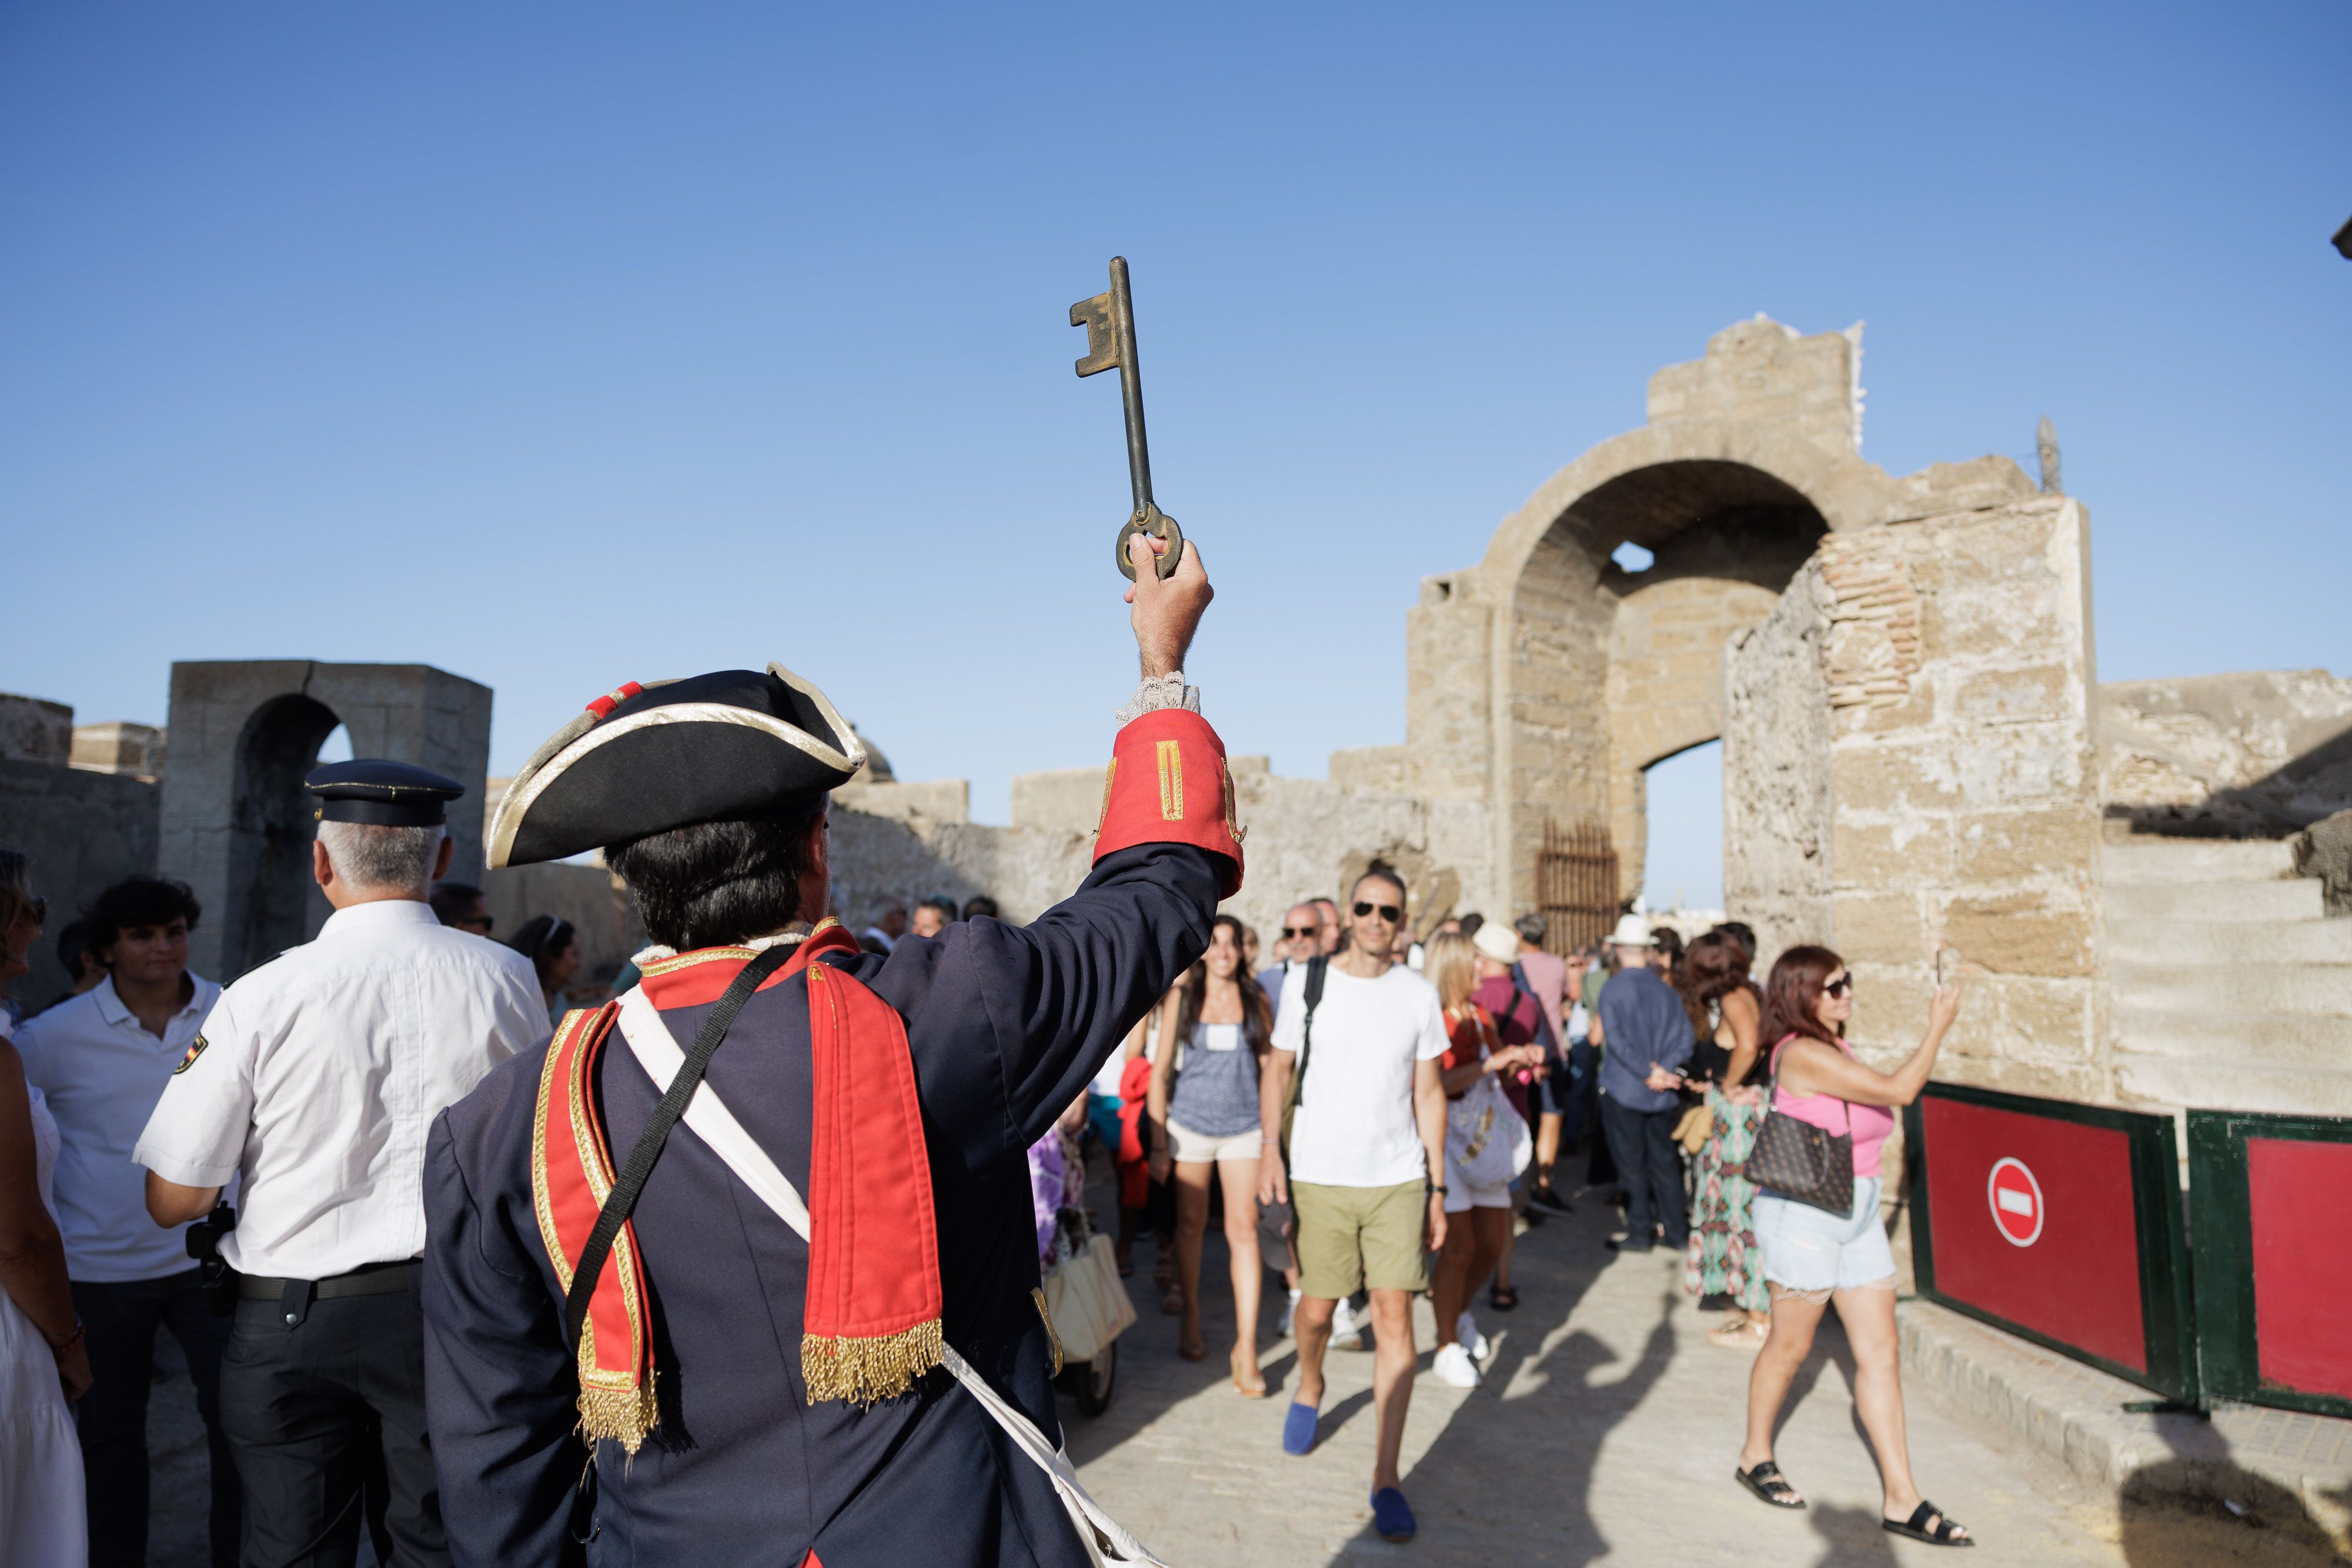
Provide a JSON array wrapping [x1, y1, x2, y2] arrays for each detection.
[[19, 972, 223, 1282], [134, 898, 549, 1280]]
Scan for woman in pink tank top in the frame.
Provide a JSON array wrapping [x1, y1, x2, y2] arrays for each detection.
[[1735, 945, 1974, 1549]]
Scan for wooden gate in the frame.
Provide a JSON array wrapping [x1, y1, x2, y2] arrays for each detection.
[[1535, 818, 1619, 953]]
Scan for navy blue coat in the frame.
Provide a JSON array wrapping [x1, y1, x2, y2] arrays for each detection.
[[422, 842, 1220, 1567]]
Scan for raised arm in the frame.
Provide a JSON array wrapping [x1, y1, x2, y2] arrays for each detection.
[[1780, 981, 1964, 1108]]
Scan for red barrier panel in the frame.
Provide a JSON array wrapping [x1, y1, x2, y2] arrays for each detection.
[[1906, 1083, 2197, 1403], [2193, 1112, 2352, 1416]]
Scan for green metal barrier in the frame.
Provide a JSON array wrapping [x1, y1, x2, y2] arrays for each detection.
[[2187, 1109, 2352, 1418]]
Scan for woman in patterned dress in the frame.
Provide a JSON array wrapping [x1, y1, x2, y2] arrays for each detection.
[[1681, 931, 1769, 1348]]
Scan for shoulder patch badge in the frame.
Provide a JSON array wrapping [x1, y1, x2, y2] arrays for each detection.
[[173, 1035, 209, 1075]]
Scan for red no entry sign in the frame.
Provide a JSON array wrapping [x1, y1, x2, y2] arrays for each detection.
[[1987, 1156, 2044, 1247]]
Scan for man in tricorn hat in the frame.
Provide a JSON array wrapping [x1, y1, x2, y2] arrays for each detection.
[[422, 535, 1234, 1566], [136, 758, 550, 1568]]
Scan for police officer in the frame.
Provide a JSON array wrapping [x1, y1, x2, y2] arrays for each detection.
[[135, 761, 550, 1568]]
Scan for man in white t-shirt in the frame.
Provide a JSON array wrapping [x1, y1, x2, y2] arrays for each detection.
[[1257, 870, 1447, 1544]]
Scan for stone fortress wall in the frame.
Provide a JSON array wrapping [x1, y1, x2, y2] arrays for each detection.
[[4, 317, 2346, 1134]]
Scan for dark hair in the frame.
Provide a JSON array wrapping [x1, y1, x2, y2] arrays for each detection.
[[1711, 921, 1758, 961], [1677, 930, 1755, 1034], [87, 875, 201, 954], [1351, 867, 1405, 903], [606, 794, 828, 951], [1458, 911, 1484, 938], [56, 920, 98, 980], [429, 882, 486, 924], [506, 914, 577, 987], [1760, 944, 1845, 1061], [1514, 912, 1548, 946], [918, 895, 958, 924], [961, 895, 1000, 922], [1651, 924, 1683, 969], [1175, 914, 1274, 1057]]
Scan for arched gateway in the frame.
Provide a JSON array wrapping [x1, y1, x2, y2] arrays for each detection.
[[1396, 316, 2038, 934]]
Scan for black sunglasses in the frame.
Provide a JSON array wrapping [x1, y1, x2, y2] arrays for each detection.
[[1281, 925, 1317, 939], [1824, 976, 1853, 998], [1352, 901, 1402, 922]]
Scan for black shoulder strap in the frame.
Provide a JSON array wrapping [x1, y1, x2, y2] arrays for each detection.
[[1295, 956, 1328, 1106], [563, 941, 797, 1357]]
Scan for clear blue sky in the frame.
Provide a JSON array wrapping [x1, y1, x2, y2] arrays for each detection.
[[5, 5, 2346, 875]]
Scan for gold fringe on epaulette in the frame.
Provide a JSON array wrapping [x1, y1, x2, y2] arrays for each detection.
[[576, 1373, 659, 1456], [800, 1318, 944, 1406]]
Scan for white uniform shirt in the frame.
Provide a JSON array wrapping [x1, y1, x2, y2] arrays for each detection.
[[134, 899, 549, 1279], [1272, 961, 1448, 1189], [19, 972, 223, 1282]]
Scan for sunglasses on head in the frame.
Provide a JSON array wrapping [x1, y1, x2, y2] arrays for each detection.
[[1823, 976, 1853, 998], [1352, 901, 1402, 922]]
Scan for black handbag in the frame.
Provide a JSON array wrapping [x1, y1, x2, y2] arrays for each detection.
[[1740, 1038, 1855, 1217]]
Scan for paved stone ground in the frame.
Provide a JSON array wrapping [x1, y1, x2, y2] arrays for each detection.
[[138, 1180, 2337, 1566], [1063, 1191, 2335, 1567]]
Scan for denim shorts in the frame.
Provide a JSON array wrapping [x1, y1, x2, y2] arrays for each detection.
[[1753, 1176, 1897, 1300]]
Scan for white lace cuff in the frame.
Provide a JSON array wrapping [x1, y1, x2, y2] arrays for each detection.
[[1114, 671, 1201, 727]]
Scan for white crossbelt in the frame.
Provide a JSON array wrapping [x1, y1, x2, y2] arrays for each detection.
[[615, 989, 1167, 1568]]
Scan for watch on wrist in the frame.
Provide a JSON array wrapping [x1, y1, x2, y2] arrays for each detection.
[[1426, 1182, 1448, 1196]]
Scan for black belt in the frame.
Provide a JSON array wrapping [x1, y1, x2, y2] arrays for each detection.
[[239, 1259, 420, 1326]]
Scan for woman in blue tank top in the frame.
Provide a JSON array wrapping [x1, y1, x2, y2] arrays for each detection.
[[1147, 914, 1275, 1394]]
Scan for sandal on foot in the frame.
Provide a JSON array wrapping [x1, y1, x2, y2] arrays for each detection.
[[1177, 1338, 1206, 1362], [1883, 1500, 1973, 1547], [1231, 1349, 1267, 1398], [1488, 1284, 1521, 1312], [1708, 1318, 1768, 1350], [1281, 1402, 1319, 1456], [1160, 1285, 1185, 1315], [1736, 1460, 1806, 1509]]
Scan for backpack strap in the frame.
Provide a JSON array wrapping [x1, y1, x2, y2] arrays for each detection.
[[1297, 955, 1327, 1106]]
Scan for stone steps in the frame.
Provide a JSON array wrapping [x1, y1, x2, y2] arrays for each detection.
[[2108, 961, 2352, 1017], [2102, 837, 2299, 884], [2116, 1054, 2352, 1118], [2103, 835, 2349, 1126], [2111, 1006, 2352, 1070], [2104, 877, 2324, 923], [2106, 916, 2352, 965]]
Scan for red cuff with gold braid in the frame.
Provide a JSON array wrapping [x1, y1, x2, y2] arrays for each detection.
[[1091, 708, 1244, 898]]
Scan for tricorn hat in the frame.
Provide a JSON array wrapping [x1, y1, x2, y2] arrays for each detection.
[[488, 664, 867, 868]]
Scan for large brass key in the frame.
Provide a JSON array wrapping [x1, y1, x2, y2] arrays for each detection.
[[1071, 256, 1185, 581]]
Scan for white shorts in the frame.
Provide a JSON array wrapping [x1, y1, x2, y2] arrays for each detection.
[[1753, 1176, 1897, 1300], [1443, 1174, 1512, 1214], [1166, 1118, 1262, 1165]]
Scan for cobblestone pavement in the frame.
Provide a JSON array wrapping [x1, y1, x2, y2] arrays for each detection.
[[1065, 1193, 2162, 1567]]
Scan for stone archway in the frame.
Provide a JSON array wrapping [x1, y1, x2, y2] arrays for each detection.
[[1398, 317, 2037, 918], [222, 693, 342, 977], [161, 661, 493, 980]]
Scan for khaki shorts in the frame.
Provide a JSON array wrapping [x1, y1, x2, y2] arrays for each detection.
[[1292, 1179, 1429, 1298]]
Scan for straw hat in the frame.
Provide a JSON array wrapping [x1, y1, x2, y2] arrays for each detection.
[[1472, 922, 1521, 966]]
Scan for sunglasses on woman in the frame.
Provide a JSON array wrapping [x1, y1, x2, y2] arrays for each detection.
[[1352, 901, 1402, 922], [1823, 976, 1854, 998]]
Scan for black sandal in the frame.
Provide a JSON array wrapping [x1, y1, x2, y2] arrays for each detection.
[[1488, 1284, 1520, 1312], [1735, 1460, 1805, 1510], [1883, 1500, 1973, 1547]]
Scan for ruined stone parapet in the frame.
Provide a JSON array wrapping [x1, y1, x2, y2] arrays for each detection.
[[0, 693, 73, 767], [2099, 668, 2352, 837]]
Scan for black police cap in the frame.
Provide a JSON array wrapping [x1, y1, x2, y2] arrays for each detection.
[[487, 663, 867, 868], [305, 760, 466, 828]]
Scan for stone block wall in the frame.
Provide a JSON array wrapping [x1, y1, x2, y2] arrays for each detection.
[[1722, 566, 1835, 964], [0, 694, 73, 766], [0, 758, 162, 1004], [1728, 497, 2107, 1098]]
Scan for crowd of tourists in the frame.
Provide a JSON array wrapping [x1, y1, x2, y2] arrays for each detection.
[[1, 854, 1979, 1563]]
